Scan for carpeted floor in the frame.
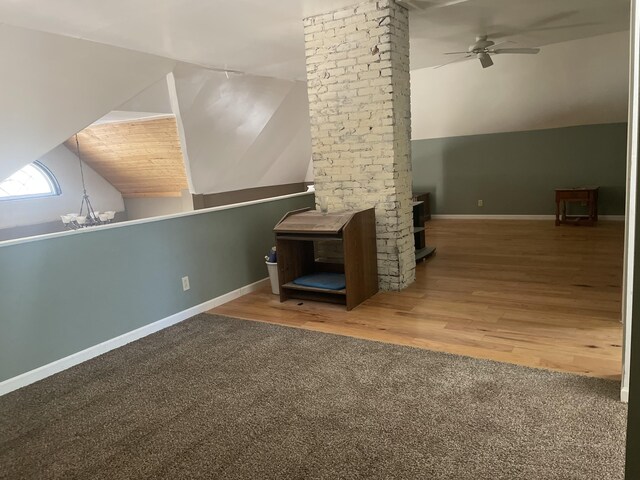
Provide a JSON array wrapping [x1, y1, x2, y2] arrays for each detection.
[[0, 313, 627, 480]]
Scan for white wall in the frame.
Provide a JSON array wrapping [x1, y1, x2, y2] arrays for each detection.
[[0, 145, 124, 229], [0, 24, 175, 180], [124, 190, 193, 221], [411, 31, 630, 140], [304, 158, 315, 182], [170, 64, 312, 194]]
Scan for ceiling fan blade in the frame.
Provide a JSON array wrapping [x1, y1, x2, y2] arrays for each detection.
[[527, 22, 602, 34], [433, 54, 474, 69], [489, 11, 581, 39], [443, 51, 471, 55], [492, 48, 541, 55], [527, 11, 579, 29], [487, 40, 514, 50], [404, 0, 473, 14], [430, 0, 473, 8]]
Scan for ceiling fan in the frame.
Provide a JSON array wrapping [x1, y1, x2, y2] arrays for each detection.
[[435, 35, 541, 69]]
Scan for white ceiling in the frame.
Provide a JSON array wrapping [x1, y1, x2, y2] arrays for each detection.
[[409, 0, 631, 69], [0, 0, 355, 79], [0, 0, 630, 78]]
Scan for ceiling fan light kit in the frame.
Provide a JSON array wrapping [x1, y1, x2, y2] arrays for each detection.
[[478, 52, 494, 69]]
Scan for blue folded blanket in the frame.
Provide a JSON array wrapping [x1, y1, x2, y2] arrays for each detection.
[[293, 272, 346, 290]]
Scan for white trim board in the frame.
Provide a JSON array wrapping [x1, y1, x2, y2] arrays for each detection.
[[431, 214, 625, 221], [91, 113, 175, 126], [0, 278, 269, 397], [0, 191, 314, 249], [622, 0, 640, 410], [622, 386, 630, 403]]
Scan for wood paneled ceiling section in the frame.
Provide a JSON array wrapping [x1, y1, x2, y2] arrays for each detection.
[[65, 117, 188, 198]]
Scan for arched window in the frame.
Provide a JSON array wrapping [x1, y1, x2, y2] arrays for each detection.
[[0, 161, 61, 201]]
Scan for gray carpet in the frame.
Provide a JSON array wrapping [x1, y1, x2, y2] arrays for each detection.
[[0, 314, 627, 480]]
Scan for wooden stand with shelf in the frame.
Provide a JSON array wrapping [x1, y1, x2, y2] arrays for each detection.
[[413, 193, 436, 261], [274, 208, 378, 310], [555, 187, 599, 226]]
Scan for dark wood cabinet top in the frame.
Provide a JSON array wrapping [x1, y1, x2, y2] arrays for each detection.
[[273, 208, 373, 235]]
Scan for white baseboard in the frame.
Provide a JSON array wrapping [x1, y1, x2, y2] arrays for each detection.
[[432, 214, 554, 220], [0, 277, 269, 397], [432, 214, 625, 221], [621, 387, 629, 403]]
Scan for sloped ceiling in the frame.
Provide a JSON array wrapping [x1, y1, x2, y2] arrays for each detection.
[[64, 117, 188, 198], [0, 0, 356, 80], [0, 24, 175, 181], [171, 65, 312, 195]]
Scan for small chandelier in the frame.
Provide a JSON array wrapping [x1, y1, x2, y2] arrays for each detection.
[[61, 134, 115, 230]]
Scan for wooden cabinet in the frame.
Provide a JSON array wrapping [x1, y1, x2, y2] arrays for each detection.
[[274, 208, 378, 311], [555, 187, 599, 226], [412, 193, 436, 262]]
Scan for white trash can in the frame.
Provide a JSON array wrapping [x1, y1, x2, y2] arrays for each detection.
[[266, 261, 279, 294]]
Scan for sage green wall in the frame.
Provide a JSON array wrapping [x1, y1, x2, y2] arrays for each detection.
[[0, 193, 314, 382], [412, 123, 628, 215]]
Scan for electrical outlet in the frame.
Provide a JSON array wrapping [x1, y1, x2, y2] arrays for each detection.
[[182, 276, 190, 291], [477, 200, 484, 207]]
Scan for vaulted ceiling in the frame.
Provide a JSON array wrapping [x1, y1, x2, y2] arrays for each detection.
[[0, 0, 629, 78], [64, 117, 188, 198]]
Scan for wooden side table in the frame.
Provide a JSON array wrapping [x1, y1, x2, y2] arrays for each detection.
[[555, 187, 599, 226]]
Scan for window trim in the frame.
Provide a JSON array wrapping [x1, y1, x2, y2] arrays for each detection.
[[0, 161, 62, 202]]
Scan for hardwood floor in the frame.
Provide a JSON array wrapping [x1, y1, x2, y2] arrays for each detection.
[[212, 219, 625, 380]]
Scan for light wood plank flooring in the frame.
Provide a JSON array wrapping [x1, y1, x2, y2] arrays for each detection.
[[212, 219, 624, 380]]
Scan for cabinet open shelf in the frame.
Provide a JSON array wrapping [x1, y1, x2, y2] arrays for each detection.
[[413, 193, 436, 262], [416, 246, 436, 261]]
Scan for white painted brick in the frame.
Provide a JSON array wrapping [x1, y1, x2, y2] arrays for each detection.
[[355, 2, 379, 14], [344, 13, 367, 24], [337, 58, 357, 68], [325, 19, 345, 30], [304, 0, 415, 291], [359, 70, 381, 80], [334, 8, 356, 20]]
